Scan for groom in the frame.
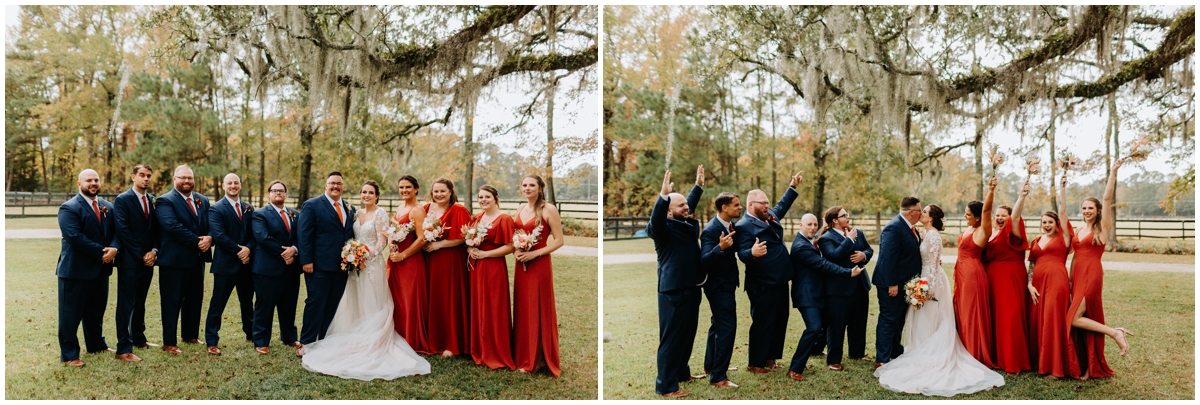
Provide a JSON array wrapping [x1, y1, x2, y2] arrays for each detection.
[[872, 196, 923, 368], [297, 171, 355, 355]]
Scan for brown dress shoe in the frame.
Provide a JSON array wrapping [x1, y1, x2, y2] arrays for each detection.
[[873, 362, 886, 369], [162, 345, 182, 355], [766, 360, 784, 369], [63, 359, 85, 367], [287, 341, 304, 349], [828, 363, 843, 371], [688, 373, 707, 381], [255, 347, 269, 355], [136, 342, 161, 348], [745, 366, 771, 374], [661, 391, 689, 398], [115, 352, 143, 362], [857, 356, 872, 362], [182, 339, 202, 344], [710, 379, 739, 388], [787, 370, 805, 381], [207, 346, 221, 356], [295, 344, 305, 357]]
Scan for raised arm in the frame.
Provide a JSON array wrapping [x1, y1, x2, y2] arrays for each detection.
[[1098, 158, 1123, 245], [1010, 181, 1031, 239], [647, 170, 672, 239], [773, 171, 803, 220], [973, 176, 997, 248], [1057, 174, 1072, 245]]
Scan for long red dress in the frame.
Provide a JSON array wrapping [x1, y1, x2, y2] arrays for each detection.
[[953, 229, 997, 368], [984, 218, 1032, 373], [1027, 229, 1076, 377], [512, 213, 561, 377], [424, 203, 471, 355], [1066, 221, 1114, 379], [387, 210, 432, 355], [468, 212, 517, 370]]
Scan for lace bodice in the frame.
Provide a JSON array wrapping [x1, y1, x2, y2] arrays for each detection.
[[920, 229, 945, 288], [353, 208, 390, 275]]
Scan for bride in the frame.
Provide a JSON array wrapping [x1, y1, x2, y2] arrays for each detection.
[[301, 180, 431, 380], [874, 204, 1003, 396]]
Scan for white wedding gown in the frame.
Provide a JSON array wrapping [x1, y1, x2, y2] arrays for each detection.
[[301, 208, 431, 380], [874, 229, 1004, 396]]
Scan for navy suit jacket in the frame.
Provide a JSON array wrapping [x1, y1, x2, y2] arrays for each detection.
[[872, 214, 922, 289], [155, 189, 212, 268], [297, 194, 355, 272], [700, 216, 740, 288], [647, 185, 704, 293], [734, 187, 799, 287], [209, 197, 256, 275], [789, 233, 854, 309], [113, 188, 158, 270], [818, 228, 874, 296], [56, 194, 118, 280], [252, 205, 301, 277]]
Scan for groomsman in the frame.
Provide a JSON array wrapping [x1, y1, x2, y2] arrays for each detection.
[[734, 171, 802, 373], [204, 173, 256, 355], [786, 214, 862, 381], [699, 191, 741, 388], [112, 164, 160, 362], [648, 167, 705, 398], [297, 171, 355, 354], [251, 180, 303, 354], [56, 169, 118, 367], [818, 206, 874, 371], [873, 196, 924, 367], [155, 165, 213, 354]]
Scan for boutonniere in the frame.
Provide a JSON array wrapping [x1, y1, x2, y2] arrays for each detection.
[[768, 214, 778, 223], [287, 210, 297, 221], [242, 204, 253, 214], [99, 205, 110, 218], [149, 194, 157, 209]]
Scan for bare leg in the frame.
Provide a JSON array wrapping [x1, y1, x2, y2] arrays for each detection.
[[1071, 298, 1130, 356]]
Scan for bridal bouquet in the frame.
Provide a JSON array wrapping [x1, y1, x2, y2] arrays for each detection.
[[462, 221, 491, 247], [341, 239, 370, 273], [904, 275, 937, 309], [422, 217, 444, 242], [512, 225, 543, 251], [384, 218, 414, 246]]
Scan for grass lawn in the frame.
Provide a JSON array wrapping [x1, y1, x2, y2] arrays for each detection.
[[603, 259, 1194, 399], [562, 235, 598, 248], [6, 238, 597, 399], [4, 217, 59, 229]]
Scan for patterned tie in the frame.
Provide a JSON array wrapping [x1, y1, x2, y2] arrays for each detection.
[[335, 200, 344, 224], [92, 200, 101, 224], [280, 209, 291, 232], [235, 201, 242, 221], [141, 195, 149, 219], [187, 196, 198, 216]]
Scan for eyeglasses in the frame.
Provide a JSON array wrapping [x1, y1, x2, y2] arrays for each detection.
[[269, 189, 286, 194], [836, 214, 849, 219], [327, 182, 343, 186], [750, 201, 769, 205], [175, 176, 194, 181]]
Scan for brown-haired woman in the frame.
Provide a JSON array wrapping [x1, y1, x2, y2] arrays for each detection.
[[955, 177, 998, 368], [466, 185, 518, 370], [387, 175, 432, 355], [423, 178, 471, 356], [983, 179, 1032, 374], [1026, 175, 1073, 378], [512, 174, 564, 376]]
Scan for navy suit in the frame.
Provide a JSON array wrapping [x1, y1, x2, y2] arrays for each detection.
[[297, 194, 355, 344], [699, 216, 738, 383], [647, 185, 703, 395], [251, 205, 302, 348], [787, 233, 855, 374], [56, 194, 117, 361], [733, 186, 798, 367], [818, 228, 874, 365], [205, 197, 257, 346], [155, 189, 212, 346], [872, 214, 923, 363], [112, 188, 159, 354]]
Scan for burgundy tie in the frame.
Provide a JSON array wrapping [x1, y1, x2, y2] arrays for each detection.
[[92, 200, 101, 223], [729, 223, 734, 233], [187, 197, 198, 216], [141, 195, 149, 219], [235, 202, 242, 221]]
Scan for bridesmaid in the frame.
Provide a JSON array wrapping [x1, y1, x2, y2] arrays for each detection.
[[512, 174, 564, 377], [983, 180, 1032, 374], [1025, 175, 1073, 378], [466, 185, 518, 370], [954, 176, 997, 369], [387, 175, 432, 355], [1065, 160, 1132, 380], [423, 178, 471, 356]]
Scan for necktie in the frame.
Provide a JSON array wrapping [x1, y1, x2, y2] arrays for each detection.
[[912, 226, 919, 241], [729, 223, 734, 233], [141, 195, 149, 219], [187, 197, 198, 216], [235, 201, 242, 221], [92, 200, 101, 223], [280, 209, 291, 232], [335, 200, 344, 224]]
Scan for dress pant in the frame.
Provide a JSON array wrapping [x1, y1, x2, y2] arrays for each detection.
[[825, 287, 869, 364], [875, 288, 908, 363], [58, 276, 110, 361], [788, 306, 825, 374], [745, 281, 790, 367], [115, 263, 154, 354], [160, 264, 205, 346], [702, 282, 737, 383], [300, 270, 349, 344], [655, 286, 701, 395], [204, 268, 255, 347], [252, 272, 301, 347]]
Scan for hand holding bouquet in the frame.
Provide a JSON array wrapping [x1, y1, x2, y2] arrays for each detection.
[[512, 225, 544, 251], [341, 239, 370, 274], [422, 216, 444, 243], [904, 275, 937, 309], [462, 221, 491, 247], [384, 217, 414, 247]]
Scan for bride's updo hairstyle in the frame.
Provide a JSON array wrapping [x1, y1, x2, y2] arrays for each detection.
[[927, 204, 945, 231], [362, 180, 381, 203]]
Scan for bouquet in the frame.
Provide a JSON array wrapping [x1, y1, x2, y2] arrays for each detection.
[[986, 143, 1006, 176], [1057, 151, 1084, 172], [341, 239, 370, 274], [422, 216, 444, 242], [462, 221, 491, 247], [384, 217, 414, 247], [1121, 133, 1153, 163], [513, 225, 544, 251], [1023, 149, 1042, 182], [904, 275, 937, 309]]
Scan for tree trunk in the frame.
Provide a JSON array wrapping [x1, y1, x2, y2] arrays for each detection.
[[464, 97, 477, 214], [770, 74, 778, 201], [973, 93, 985, 200], [1106, 95, 1120, 247], [299, 117, 315, 203], [1048, 99, 1059, 212], [545, 81, 558, 205]]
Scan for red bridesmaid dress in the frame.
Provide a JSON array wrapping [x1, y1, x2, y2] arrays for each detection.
[[425, 203, 471, 355], [953, 229, 997, 368], [468, 212, 517, 370], [1066, 220, 1114, 379], [387, 210, 432, 355], [512, 212, 561, 377], [1027, 228, 1076, 377], [984, 217, 1032, 373]]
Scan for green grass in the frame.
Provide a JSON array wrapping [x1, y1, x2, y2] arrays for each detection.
[[562, 235, 598, 248], [603, 260, 1194, 399], [601, 239, 654, 255], [6, 239, 597, 399], [4, 217, 59, 229]]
